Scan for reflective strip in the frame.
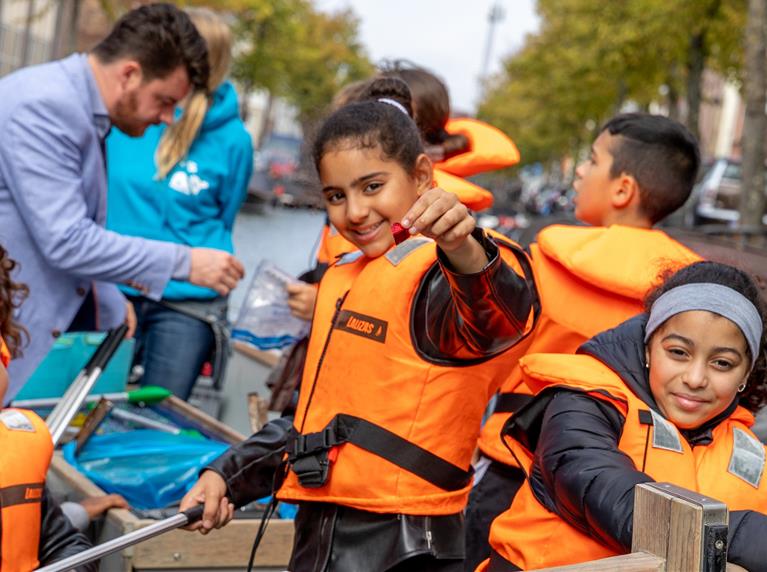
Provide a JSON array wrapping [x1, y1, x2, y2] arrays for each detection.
[[650, 409, 683, 453], [336, 250, 364, 266], [0, 410, 35, 432], [728, 427, 765, 488], [0, 482, 44, 508], [386, 237, 433, 266]]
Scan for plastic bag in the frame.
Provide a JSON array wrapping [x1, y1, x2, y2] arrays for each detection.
[[231, 260, 310, 350], [63, 430, 229, 510]]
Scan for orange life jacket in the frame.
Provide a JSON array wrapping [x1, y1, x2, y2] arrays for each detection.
[[433, 168, 494, 212], [436, 118, 520, 178], [0, 408, 53, 572], [0, 337, 10, 368], [277, 232, 534, 515], [477, 225, 701, 465], [486, 353, 767, 571], [315, 218, 356, 266]]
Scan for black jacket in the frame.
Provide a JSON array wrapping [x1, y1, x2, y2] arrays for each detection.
[[508, 315, 767, 572], [207, 230, 536, 571], [38, 488, 95, 571]]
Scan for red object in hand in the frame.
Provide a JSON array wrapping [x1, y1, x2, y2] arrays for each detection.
[[391, 222, 409, 245]]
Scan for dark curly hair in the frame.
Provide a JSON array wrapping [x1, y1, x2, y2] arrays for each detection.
[[644, 261, 767, 412], [0, 245, 29, 359], [312, 77, 424, 175], [92, 3, 209, 91]]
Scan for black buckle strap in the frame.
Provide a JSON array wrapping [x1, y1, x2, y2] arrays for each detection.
[[287, 425, 345, 488], [493, 393, 533, 414], [287, 414, 472, 491]]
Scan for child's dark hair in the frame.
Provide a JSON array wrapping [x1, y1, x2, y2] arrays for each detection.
[[644, 261, 767, 412], [312, 77, 425, 175], [377, 60, 469, 160], [379, 59, 449, 145], [600, 113, 700, 224], [0, 245, 28, 359]]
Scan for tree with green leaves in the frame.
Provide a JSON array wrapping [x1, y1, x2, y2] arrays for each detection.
[[231, 1, 372, 131], [479, 0, 746, 167]]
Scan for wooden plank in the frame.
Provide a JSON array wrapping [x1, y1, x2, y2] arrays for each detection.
[[248, 392, 270, 433], [633, 482, 727, 572], [164, 395, 246, 444], [533, 551, 665, 571], [666, 494, 703, 571], [632, 482, 672, 559], [532, 552, 746, 572], [132, 518, 294, 568], [232, 340, 281, 368]]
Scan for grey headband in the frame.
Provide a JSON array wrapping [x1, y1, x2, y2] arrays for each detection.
[[644, 283, 763, 365], [377, 98, 409, 116]]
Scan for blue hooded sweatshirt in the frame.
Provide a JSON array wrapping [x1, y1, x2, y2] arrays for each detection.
[[107, 81, 253, 300]]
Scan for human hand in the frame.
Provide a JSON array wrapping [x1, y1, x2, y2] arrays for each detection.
[[179, 470, 235, 534], [401, 188, 487, 274], [79, 494, 129, 519], [189, 248, 245, 296], [286, 282, 317, 321], [124, 301, 137, 339], [401, 187, 476, 251]]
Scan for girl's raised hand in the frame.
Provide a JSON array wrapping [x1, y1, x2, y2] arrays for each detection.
[[401, 187, 488, 274], [402, 187, 473, 251]]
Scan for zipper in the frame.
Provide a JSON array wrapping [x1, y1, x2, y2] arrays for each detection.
[[297, 292, 348, 433]]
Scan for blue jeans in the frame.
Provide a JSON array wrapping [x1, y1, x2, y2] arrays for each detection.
[[128, 296, 215, 400]]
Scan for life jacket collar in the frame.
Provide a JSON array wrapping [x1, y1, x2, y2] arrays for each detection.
[[537, 225, 699, 300]]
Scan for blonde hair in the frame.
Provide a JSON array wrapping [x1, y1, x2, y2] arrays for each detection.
[[155, 8, 233, 179]]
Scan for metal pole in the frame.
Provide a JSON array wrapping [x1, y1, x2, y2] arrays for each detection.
[[108, 407, 181, 434], [13, 392, 129, 409], [480, 2, 505, 83], [46, 325, 128, 446], [35, 506, 204, 572]]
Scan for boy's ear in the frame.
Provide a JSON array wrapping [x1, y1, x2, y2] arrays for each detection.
[[611, 173, 640, 210], [413, 153, 434, 195]]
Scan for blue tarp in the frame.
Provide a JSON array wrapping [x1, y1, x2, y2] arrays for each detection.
[[63, 430, 228, 510]]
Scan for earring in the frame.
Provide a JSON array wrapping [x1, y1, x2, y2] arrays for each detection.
[[738, 382, 747, 393], [645, 361, 650, 369]]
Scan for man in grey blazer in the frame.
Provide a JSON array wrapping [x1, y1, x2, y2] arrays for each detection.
[[0, 4, 245, 401]]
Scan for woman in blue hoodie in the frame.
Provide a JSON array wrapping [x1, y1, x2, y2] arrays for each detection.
[[106, 7, 253, 400]]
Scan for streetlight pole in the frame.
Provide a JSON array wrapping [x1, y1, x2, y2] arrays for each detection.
[[480, 2, 505, 85]]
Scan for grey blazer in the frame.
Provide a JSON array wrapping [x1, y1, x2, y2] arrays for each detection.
[[0, 54, 180, 401]]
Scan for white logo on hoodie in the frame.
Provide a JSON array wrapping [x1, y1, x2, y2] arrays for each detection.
[[168, 160, 210, 196]]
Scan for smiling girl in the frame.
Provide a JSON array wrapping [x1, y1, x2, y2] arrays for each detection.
[[181, 78, 537, 571], [482, 261, 767, 572]]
